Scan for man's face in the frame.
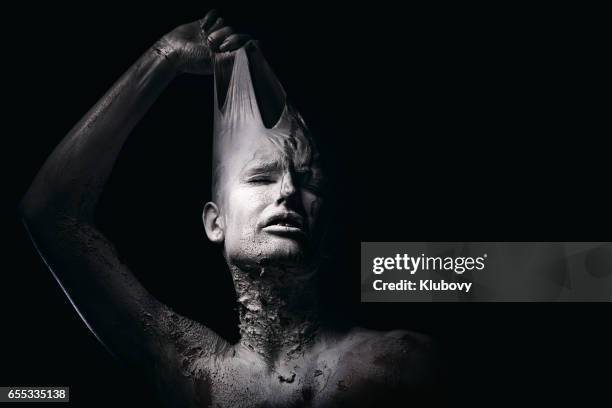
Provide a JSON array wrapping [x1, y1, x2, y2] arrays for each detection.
[[217, 133, 325, 270]]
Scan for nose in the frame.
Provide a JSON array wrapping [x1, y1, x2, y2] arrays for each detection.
[[277, 170, 298, 203]]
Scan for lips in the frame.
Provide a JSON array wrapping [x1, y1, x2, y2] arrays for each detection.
[[262, 212, 306, 236]]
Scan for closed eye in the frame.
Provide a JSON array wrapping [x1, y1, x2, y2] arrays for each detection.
[[246, 176, 275, 184]]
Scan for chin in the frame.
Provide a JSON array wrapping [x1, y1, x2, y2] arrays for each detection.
[[228, 234, 316, 270], [260, 236, 312, 266]]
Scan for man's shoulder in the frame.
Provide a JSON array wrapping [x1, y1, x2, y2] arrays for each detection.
[[337, 327, 434, 357], [311, 327, 442, 406], [323, 327, 439, 387]]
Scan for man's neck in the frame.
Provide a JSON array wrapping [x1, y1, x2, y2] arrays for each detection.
[[228, 262, 321, 367]]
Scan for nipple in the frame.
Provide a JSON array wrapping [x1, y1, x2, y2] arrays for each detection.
[[278, 372, 296, 384]]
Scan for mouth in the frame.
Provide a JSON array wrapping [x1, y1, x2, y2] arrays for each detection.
[[262, 213, 307, 238]]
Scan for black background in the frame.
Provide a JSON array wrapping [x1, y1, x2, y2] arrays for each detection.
[[4, 1, 610, 407]]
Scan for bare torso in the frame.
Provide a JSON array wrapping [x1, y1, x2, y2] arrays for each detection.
[[183, 328, 436, 408]]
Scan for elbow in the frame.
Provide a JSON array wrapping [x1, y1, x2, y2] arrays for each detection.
[[20, 190, 91, 233], [19, 190, 75, 245], [19, 175, 89, 225], [19, 184, 48, 225], [19, 191, 40, 225], [18, 194, 43, 245], [18, 187, 62, 228]]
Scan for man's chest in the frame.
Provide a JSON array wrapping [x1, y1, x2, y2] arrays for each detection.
[[196, 352, 388, 408]]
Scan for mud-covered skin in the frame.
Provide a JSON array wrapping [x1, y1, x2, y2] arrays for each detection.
[[230, 264, 320, 364], [179, 327, 437, 408], [159, 277, 437, 408]]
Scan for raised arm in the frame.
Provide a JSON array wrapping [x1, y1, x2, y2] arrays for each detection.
[[19, 10, 249, 380]]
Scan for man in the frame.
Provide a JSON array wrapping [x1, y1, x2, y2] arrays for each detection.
[[20, 10, 439, 407]]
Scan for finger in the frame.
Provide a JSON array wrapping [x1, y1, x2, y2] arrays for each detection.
[[219, 33, 252, 52], [207, 26, 235, 49], [207, 17, 225, 34], [200, 9, 219, 31]]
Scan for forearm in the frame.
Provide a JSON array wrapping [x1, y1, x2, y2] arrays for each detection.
[[21, 40, 178, 222]]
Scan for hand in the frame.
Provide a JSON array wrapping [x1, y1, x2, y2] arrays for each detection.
[[156, 9, 252, 75]]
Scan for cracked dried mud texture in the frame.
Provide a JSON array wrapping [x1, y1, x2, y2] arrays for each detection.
[[230, 263, 321, 365]]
